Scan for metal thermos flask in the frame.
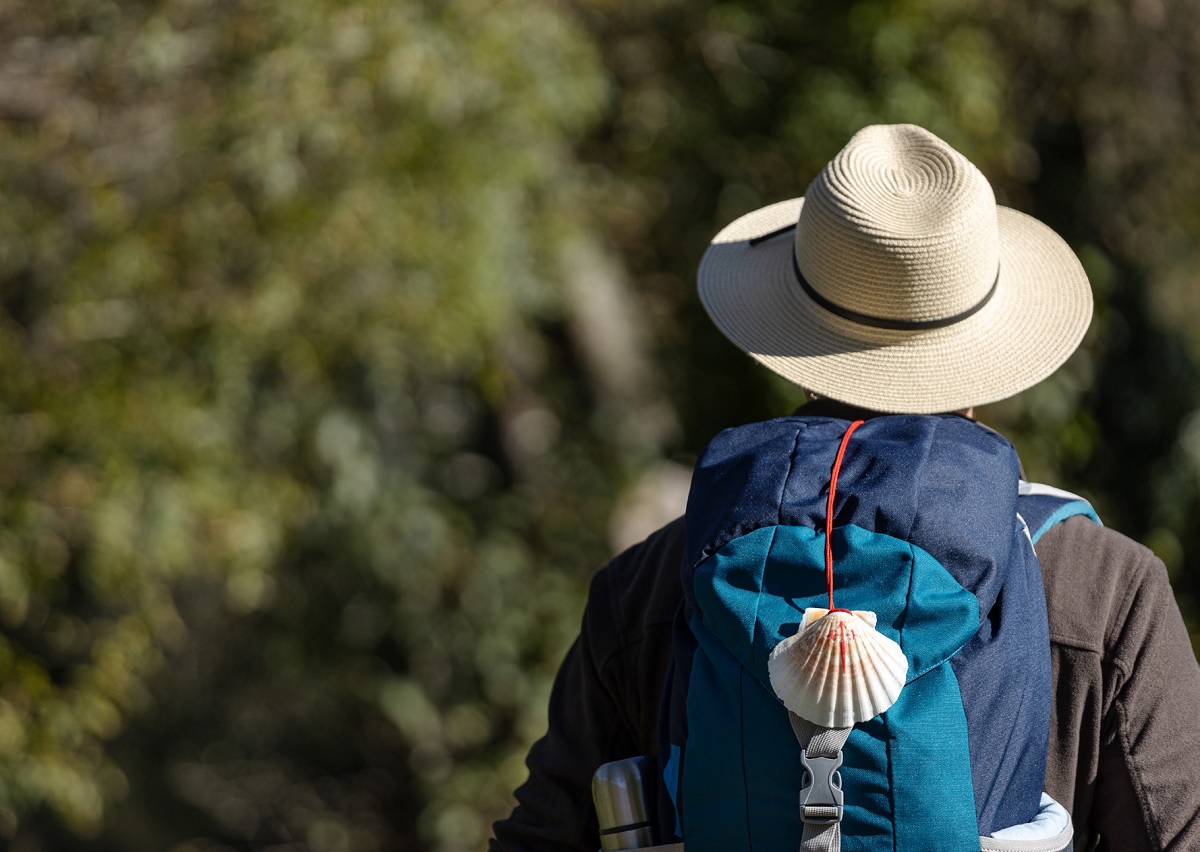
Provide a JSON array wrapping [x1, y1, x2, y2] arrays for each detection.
[[592, 756, 657, 850]]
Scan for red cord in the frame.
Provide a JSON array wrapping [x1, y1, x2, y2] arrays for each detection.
[[826, 420, 864, 611]]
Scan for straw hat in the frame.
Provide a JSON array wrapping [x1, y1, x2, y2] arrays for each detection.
[[697, 124, 1093, 414]]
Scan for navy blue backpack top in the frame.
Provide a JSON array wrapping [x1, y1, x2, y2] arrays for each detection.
[[653, 414, 1097, 851]]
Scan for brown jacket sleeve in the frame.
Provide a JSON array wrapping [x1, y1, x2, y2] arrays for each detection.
[[489, 519, 686, 852], [1038, 516, 1200, 851]]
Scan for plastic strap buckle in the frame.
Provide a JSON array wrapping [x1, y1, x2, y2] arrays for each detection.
[[799, 749, 844, 825]]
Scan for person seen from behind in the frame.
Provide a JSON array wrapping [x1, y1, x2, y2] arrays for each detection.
[[489, 124, 1200, 852]]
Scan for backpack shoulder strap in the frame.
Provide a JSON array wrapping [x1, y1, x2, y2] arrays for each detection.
[[1017, 480, 1101, 544]]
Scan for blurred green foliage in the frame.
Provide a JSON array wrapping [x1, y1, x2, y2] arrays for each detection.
[[0, 0, 1196, 849], [0, 0, 611, 848]]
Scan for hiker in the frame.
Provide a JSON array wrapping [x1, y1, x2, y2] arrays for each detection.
[[489, 125, 1200, 851]]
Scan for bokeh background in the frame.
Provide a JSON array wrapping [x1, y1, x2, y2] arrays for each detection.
[[0, 0, 1198, 849]]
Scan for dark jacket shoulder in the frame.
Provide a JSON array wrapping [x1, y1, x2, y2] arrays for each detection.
[[586, 518, 686, 758]]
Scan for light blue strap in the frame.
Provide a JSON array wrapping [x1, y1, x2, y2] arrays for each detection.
[[980, 793, 1073, 851], [1018, 480, 1101, 543]]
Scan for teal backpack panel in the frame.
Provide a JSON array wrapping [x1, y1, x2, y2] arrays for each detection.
[[885, 664, 976, 850], [681, 523, 981, 851]]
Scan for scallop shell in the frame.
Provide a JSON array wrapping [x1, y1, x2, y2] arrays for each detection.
[[768, 608, 907, 728]]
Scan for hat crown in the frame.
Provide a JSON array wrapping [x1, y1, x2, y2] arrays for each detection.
[[795, 124, 1000, 324]]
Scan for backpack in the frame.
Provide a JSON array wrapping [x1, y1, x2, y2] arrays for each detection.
[[649, 414, 1097, 852]]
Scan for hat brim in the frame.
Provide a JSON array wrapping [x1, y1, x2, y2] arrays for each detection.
[[697, 198, 1093, 414]]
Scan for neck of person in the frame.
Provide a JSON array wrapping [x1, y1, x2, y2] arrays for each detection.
[[798, 392, 974, 421]]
